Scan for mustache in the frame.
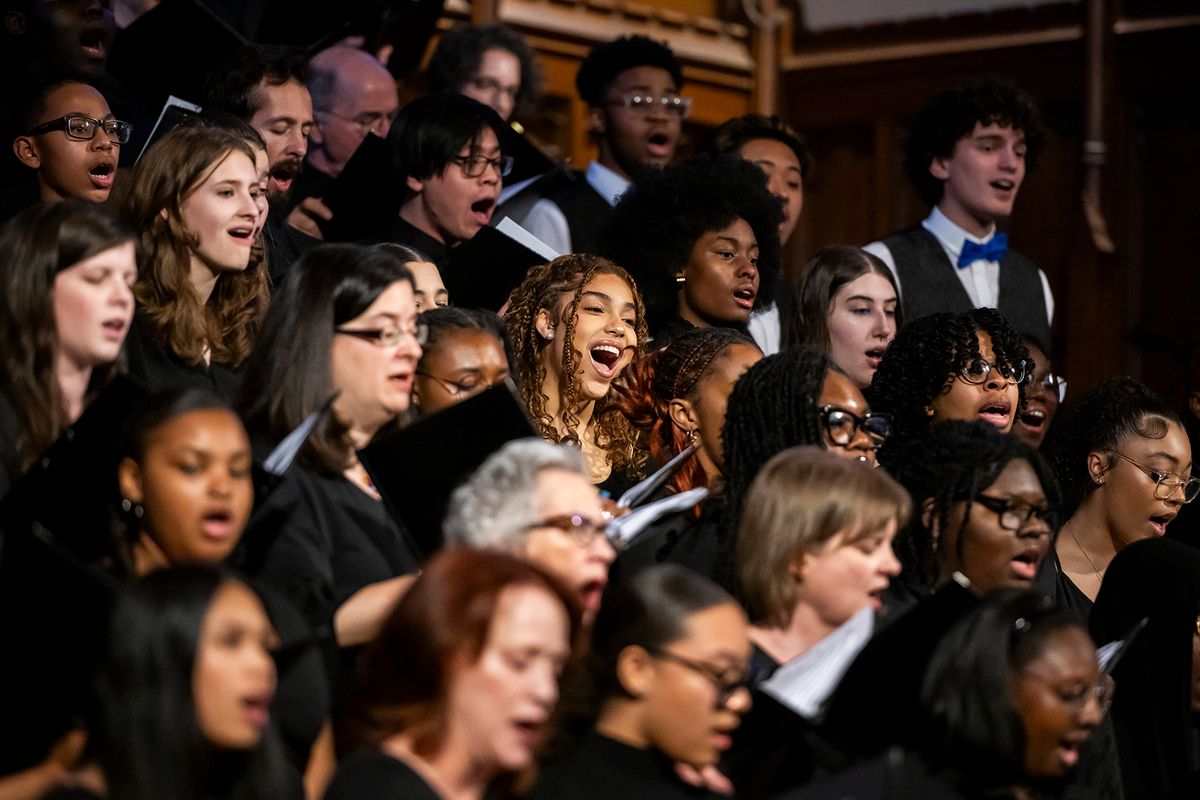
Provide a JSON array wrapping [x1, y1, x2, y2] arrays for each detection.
[[270, 159, 302, 180]]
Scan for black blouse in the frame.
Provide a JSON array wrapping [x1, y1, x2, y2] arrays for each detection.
[[323, 749, 441, 800], [528, 731, 723, 800], [124, 317, 240, 400]]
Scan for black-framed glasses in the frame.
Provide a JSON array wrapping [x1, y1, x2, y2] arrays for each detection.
[[316, 107, 397, 136], [958, 358, 1028, 386], [524, 513, 616, 550], [974, 494, 1056, 532], [605, 93, 692, 118], [1104, 451, 1200, 503], [1039, 372, 1068, 403], [26, 115, 132, 144], [451, 154, 513, 178], [415, 369, 508, 397], [820, 405, 891, 447], [648, 650, 749, 707], [335, 323, 428, 347]]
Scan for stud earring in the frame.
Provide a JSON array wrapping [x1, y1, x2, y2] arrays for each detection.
[[676, 274, 686, 284], [121, 498, 144, 519], [542, 330, 553, 341], [686, 428, 699, 446]]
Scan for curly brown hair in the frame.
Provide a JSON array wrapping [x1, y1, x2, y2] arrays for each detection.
[[124, 126, 269, 367], [505, 254, 648, 478]]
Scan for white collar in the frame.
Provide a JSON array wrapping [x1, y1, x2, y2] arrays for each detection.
[[585, 161, 631, 207], [922, 206, 998, 260]]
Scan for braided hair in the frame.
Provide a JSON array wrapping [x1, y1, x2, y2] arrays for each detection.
[[868, 307, 1029, 446], [881, 419, 1059, 592], [614, 327, 758, 494], [504, 254, 648, 477]]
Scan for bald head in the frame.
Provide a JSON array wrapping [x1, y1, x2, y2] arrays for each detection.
[[307, 46, 399, 177]]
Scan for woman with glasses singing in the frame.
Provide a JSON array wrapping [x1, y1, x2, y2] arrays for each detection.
[[1046, 377, 1195, 611], [882, 419, 1060, 613], [1014, 336, 1067, 449], [1091, 537, 1200, 800], [123, 124, 269, 398], [444, 439, 616, 626], [412, 307, 510, 417], [868, 307, 1030, 446], [798, 591, 1106, 800], [529, 564, 751, 800], [237, 244, 424, 649]]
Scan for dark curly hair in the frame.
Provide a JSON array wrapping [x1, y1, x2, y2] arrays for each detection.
[[904, 76, 1047, 207], [504, 254, 648, 478], [598, 154, 784, 335], [1045, 376, 1183, 520], [201, 44, 310, 121], [707, 113, 813, 181], [881, 420, 1059, 592], [868, 307, 1029, 446], [575, 35, 683, 106], [613, 327, 757, 495], [427, 24, 543, 119]]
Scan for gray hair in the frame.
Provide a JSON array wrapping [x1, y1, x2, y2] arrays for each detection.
[[444, 438, 588, 550]]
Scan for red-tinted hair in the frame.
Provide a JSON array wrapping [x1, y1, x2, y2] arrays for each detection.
[[339, 549, 583, 756]]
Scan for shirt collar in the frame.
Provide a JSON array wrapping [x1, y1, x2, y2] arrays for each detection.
[[923, 206, 998, 260], [586, 160, 632, 206]]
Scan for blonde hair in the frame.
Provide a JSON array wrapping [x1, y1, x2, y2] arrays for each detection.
[[736, 446, 911, 627], [124, 126, 268, 366]]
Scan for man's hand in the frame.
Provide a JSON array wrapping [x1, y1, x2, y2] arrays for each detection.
[[287, 197, 333, 240]]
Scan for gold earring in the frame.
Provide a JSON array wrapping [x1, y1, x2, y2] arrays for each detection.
[[676, 274, 686, 284]]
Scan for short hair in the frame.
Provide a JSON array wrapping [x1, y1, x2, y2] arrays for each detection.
[[443, 439, 587, 550], [737, 447, 910, 627], [707, 114, 813, 181], [201, 44, 310, 121], [14, 78, 91, 131], [420, 306, 507, 355], [868, 307, 1029, 445], [921, 589, 1084, 793], [388, 94, 506, 191], [598, 155, 784, 333], [1046, 376, 1183, 519], [575, 35, 684, 106], [903, 76, 1047, 207], [614, 327, 758, 495], [340, 548, 582, 755], [0, 201, 133, 474], [236, 244, 413, 472], [781, 245, 901, 353], [427, 24, 543, 117], [881, 420, 1059, 591], [99, 566, 291, 800], [504, 253, 648, 477], [179, 111, 267, 152]]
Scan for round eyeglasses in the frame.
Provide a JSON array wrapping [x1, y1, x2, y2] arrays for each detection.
[[1104, 451, 1200, 504], [647, 649, 750, 707], [524, 513, 618, 550], [26, 115, 133, 144], [605, 93, 693, 118]]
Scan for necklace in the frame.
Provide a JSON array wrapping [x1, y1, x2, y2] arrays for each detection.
[[1066, 523, 1105, 585]]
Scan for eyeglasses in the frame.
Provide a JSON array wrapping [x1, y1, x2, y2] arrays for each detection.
[[26, 115, 133, 144], [1021, 669, 1115, 717], [415, 370, 508, 397], [316, 107, 397, 136], [648, 650, 749, 707], [605, 93, 692, 118], [1038, 372, 1068, 403], [1104, 451, 1200, 504], [451, 154, 513, 179], [335, 323, 428, 347], [974, 494, 1056, 532], [524, 513, 616, 550], [820, 406, 891, 447], [958, 358, 1028, 386], [466, 76, 520, 103]]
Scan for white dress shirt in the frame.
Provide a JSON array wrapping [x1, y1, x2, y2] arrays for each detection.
[[519, 161, 630, 255]]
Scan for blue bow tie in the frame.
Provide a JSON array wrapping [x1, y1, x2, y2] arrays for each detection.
[[957, 233, 1008, 268]]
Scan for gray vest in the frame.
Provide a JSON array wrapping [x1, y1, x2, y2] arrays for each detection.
[[883, 225, 1052, 349]]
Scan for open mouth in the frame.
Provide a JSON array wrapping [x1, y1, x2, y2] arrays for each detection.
[[732, 286, 756, 310], [977, 399, 1012, 428], [242, 695, 271, 728], [990, 179, 1016, 192], [1010, 550, 1040, 582], [79, 26, 109, 62], [201, 510, 234, 540], [867, 586, 886, 611], [228, 226, 255, 245], [646, 131, 672, 157], [101, 318, 127, 339], [579, 578, 607, 612], [470, 197, 496, 226], [589, 343, 622, 379], [269, 161, 300, 194], [1018, 407, 1046, 432], [865, 347, 887, 368], [1149, 514, 1174, 536], [89, 162, 115, 189], [1056, 739, 1083, 769]]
